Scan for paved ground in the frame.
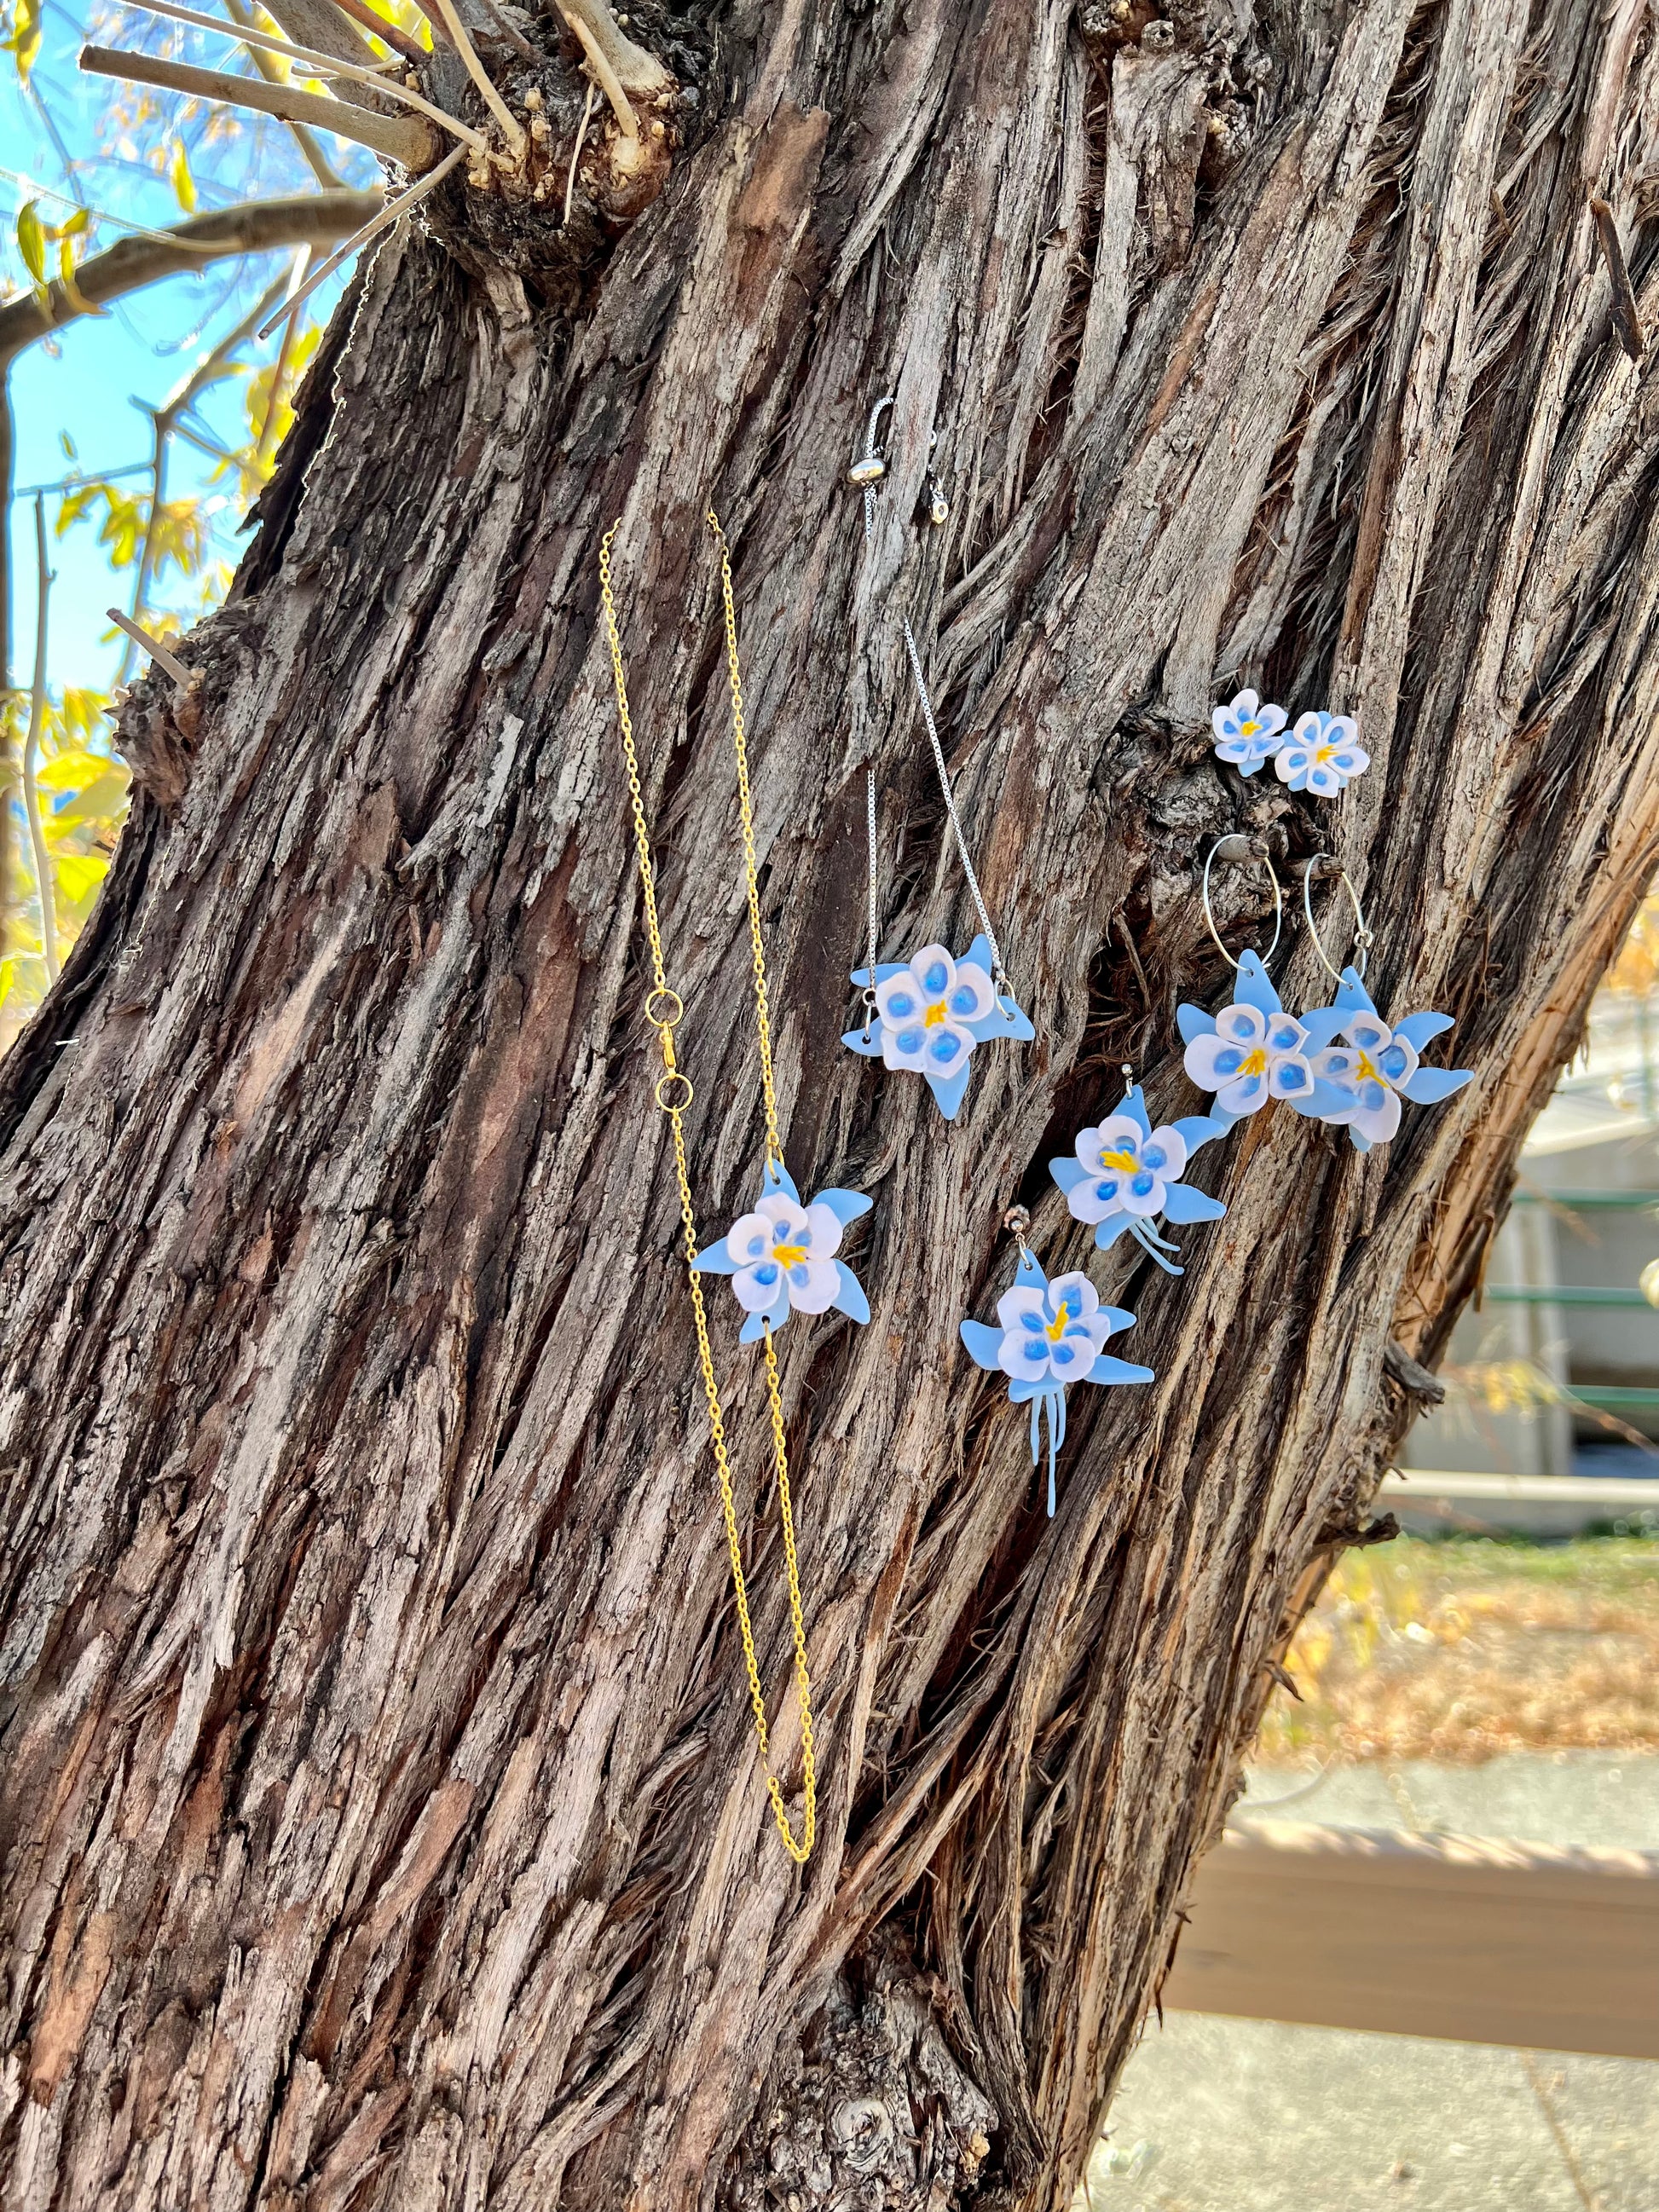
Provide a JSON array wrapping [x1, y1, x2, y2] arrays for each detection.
[[1078, 1751, 1659, 2212], [1084, 2018, 1658, 2212]]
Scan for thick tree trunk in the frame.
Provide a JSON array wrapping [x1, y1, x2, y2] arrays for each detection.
[[5, 0, 1659, 2206]]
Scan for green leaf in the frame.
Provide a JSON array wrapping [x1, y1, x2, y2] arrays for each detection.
[[15, 197, 45, 285], [4, 0, 41, 84]]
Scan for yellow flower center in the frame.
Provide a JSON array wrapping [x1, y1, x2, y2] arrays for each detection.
[[1240, 1046, 1269, 1075], [1315, 742, 1339, 764], [1099, 1147, 1140, 1172], [1240, 718, 1259, 736], [1356, 1050, 1379, 1083], [1044, 1308, 1073, 1342], [773, 1242, 806, 1267], [924, 1000, 948, 1027]]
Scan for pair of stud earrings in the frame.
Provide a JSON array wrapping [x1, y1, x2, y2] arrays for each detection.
[[1211, 688, 1369, 799], [959, 842, 1473, 1517]]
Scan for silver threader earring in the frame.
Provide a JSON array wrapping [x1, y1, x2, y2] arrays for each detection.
[[841, 395, 1035, 1123]]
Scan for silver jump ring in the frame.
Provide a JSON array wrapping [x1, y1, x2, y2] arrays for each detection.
[[1303, 855, 1371, 982], [1201, 838, 1282, 971]]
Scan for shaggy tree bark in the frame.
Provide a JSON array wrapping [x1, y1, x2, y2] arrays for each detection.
[[5, 0, 1659, 2206]]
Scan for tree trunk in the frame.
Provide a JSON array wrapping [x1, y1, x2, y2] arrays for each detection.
[[4, 1, 1659, 2207]]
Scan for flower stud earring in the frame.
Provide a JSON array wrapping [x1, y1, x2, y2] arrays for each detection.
[[696, 1159, 873, 1341], [1275, 711, 1368, 797], [1051, 1064, 1227, 1275], [1177, 840, 1353, 1135], [1211, 688, 1287, 776], [1298, 858, 1472, 1151], [958, 1206, 1153, 1517]]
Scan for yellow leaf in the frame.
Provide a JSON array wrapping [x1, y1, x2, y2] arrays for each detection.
[[58, 239, 102, 318], [4, 0, 40, 82], [0, 956, 14, 1014], [54, 852, 109, 906], [55, 769, 130, 830], [169, 137, 197, 215], [35, 748, 105, 793], [15, 197, 45, 285]]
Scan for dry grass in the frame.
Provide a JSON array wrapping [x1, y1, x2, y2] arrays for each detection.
[[1257, 1534, 1659, 1766]]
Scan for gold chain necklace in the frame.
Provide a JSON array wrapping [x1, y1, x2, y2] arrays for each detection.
[[598, 513, 817, 1866]]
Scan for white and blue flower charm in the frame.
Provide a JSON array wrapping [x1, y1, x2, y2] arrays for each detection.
[[1049, 1085, 1226, 1275], [1177, 952, 1355, 1133], [1306, 967, 1472, 1152], [1211, 689, 1287, 776], [959, 1251, 1153, 1516], [1274, 711, 1368, 797], [844, 935, 1035, 1121], [695, 1160, 872, 1343]]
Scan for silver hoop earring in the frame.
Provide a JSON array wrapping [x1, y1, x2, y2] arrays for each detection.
[[1199, 834, 1283, 970], [1301, 853, 1373, 981]]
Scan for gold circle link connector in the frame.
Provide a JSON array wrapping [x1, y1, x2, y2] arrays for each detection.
[[645, 987, 684, 1029], [655, 1071, 695, 1112]]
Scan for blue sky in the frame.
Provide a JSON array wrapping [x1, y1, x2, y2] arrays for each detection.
[[5, 0, 370, 691]]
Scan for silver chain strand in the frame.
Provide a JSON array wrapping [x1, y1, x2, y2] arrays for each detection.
[[855, 392, 1014, 1016], [899, 615, 1009, 995]]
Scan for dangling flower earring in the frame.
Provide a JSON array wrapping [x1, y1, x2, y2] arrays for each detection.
[[1050, 1060, 1227, 1276], [1178, 838, 1350, 1134], [958, 1205, 1153, 1518], [1297, 857, 1472, 1151], [841, 395, 1035, 1121]]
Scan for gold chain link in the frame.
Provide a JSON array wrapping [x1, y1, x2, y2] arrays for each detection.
[[598, 521, 816, 1866]]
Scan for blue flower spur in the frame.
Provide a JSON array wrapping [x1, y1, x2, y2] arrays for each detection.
[[844, 934, 1036, 1121], [694, 1160, 873, 1343], [959, 1248, 1153, 1516]]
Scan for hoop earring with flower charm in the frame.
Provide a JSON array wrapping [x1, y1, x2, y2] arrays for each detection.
[[1177, 838, 1347, 1135], [1294, 857, 1473, 1152]]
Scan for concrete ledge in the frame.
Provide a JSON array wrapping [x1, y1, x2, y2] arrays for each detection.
[[1165, 1819, 1659, 2059]]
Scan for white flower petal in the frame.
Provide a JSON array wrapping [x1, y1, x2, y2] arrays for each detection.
[[945, 963, 996, 1023], [881, 1022, 930, 1072], [802, 1202, 844, 1258], [1186, 1031, 1256, 1090], [998, 1327, 1052, 1382], [907, 944, 957, 1000], [1216, 1069, 1272, 1115], [1140, 1123, 1188, 1180], [1046, 1271, 1100, 1324], [1215, 1002, 1268, 1047], [757, 1195, 811, 1241], [727, 1210, 772, 1266], [997, 1283, 1047, 1332], [787, 1257, 841, 1313], [734, 1259, 785, 1312], [875, 972, 924, 1026]]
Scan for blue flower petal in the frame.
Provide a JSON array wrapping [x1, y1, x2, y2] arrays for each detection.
[[1123, 1085, 1153, 1137], [1050, 1157, 1089, 1193], [1399, 1066, 1473, 1105], [692, 1237, 738, 1275], [849, 962, 910, 989], [1171, 1113, 1228, 1155], [960, 1319, 1003, 1370], [830, 1260, 870, 1324], [928, 1060, 975, 1121], [1395, 1009, 1455, 1050], [1162, 1182, 1226, 1223], [841, 1025, 886, 1059], [1089, 1353, 1155, 1385], [1233, 952, 1284, 1018], [759, 1161, 801, 1207], [1095, 1215, 1137, 1250], [812, 1186, 873, 1224], [1176, 1003, 1218, 1044]]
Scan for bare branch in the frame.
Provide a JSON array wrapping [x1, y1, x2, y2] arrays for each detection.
[[222, 0, 346, 188], [257, 141, 466, 339], [0, 192, 383, 361], [562, 13, 635, 140], [322, 0, 428, 65], [78, 45, 437, 166], [563, 78, 595, 223], [558, 0, 672, 100], [428, 0, 525, 152], [118, 0, 486, 153], [22, 500, 56, 982], [476, 0, 535, 60], [107, 609, 194, 687]]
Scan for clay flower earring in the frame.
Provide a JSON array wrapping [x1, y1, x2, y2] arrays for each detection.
[[1211, 688, 1288, 776], [1274, 710, 1368, 797], [1050, 1066, 1226, 1275], [1177, 839, 1352, 1135], [959, 1206, 1153, 1516], [1298, 858, 1472, 1151], [841, 395, 1035, 1120]]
